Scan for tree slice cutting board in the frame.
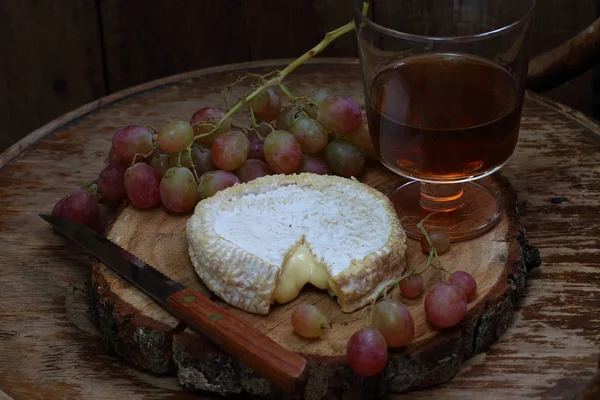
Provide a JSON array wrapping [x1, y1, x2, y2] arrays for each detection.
[[90, 161, 540, 400]]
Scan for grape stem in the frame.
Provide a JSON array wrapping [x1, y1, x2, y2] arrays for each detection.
[[248, 105, 259, 127], [279, 83, 298, 105], [321, 322, 332, 330], [367, 215, 450, 306], [192, 3, 369, 141], [131, 149, 155, 165], [416, 217, 448, 273]]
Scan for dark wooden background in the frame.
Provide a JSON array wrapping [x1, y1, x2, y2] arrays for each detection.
[[0, 0, 597, 153]]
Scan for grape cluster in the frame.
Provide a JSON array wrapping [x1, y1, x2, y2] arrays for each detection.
[[51, 87, 374, 230], [290, 229, 480, 377]]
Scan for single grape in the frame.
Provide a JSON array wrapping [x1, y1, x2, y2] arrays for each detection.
[[190, 106, 232, 145], [420, 230, 450, 255], [346, 116, 377, 158], [298, 153, 331, 175], [149, 153, 171, 178], [96, 203, 117, 234], [111, 125, 154, 164], [399, 275, 425, 298], [371, 299, 415, 348], [291, 304, 329, 339], [276, 106, 300, 131], [346, 328, 388, 376], [289, 117, 329, 154], [168, 149, 193, 168], [263, 130, 303, 174], [424, 282, 467, 328], [251, 88, 281, 122], [235, 159, 272, 183], [254, 121, 274, 138], [191, 144, 215, 175], [123, 163, 161, 209], [324, 138, 365, 177], [317, 95, 362, 135], [51, 189, 99, 231], [449, 271, 477, 300], [246, 128, 267, 162], [97, 164, 127, 204], [159, 167, 197, 213], [197, 170, 240, 200], [304, 88, 332, 119], [158, 120, 193, 153], [211, 130, 250, 171]]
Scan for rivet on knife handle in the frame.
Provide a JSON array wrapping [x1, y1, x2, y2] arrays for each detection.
[[167, 287, 309, 396]]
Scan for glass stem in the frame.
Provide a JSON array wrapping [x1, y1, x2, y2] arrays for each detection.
[[419, 182, 465, 212]]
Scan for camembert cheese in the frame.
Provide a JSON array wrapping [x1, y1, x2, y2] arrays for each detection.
[[186, 173, 407, 315]]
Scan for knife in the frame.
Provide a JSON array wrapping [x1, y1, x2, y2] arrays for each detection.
[[39, 214, 309, 396]]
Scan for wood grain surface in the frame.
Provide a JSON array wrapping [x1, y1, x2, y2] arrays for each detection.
[[95, 166, 538, 399], [0, 59, 599, 400], [0, 0, 105, 153]]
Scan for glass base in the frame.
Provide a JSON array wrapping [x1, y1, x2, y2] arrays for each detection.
[[389, 179, 503, 242]]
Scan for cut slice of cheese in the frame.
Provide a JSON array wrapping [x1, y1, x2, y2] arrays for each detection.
[[186, 173, 407, 315]]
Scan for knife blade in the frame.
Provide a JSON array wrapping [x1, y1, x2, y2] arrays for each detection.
[[39, 214, 309, 396]]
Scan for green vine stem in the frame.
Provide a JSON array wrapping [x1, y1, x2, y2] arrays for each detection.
[[192, 2, 369, 141]]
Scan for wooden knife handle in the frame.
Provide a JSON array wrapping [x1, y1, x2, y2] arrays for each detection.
[[166, 288, 309, 396]]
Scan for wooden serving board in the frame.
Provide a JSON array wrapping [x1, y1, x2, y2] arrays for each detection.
[[91, 162, 540, 399]]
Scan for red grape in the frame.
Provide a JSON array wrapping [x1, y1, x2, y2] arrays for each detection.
[[399, 275, 424, 298], [51, 189, 99, 231], [159, 167, 197, 213], [251, 88, 281, 122], [246, 128, 267, 161], [235, 159, 272, 183], [211, 130, 250, 171], [123, 163, 161, 209], [298, 153, 331, 175], [96, 203, 117, 234], [424, 282, 467, 328], [289, 117, 329, 154], [111, 125, 154, 164], [254, 121, 274, 138], [317, 95, 362, 135], [346, 328, 388, 376], [449, 271, 477, 300], [191, 144, 215, 175], [304, 88, 332, 118], [150, 154, 171, 178], [158, 120, 193, 153], [263, 130, 302, 174], [324, 139, 365, 177], [371, 299, 415, 348], [291, 304, 329, 339], [420, 230, 450, 255], [276, 106, 300, 131], [346, 116, 377, 158], [97, 164, 127, 204], [197, 170, 240, 200], [190, 106, 231, 145]]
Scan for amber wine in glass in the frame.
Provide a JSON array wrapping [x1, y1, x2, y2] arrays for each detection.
[[355, 0, 535, 240]]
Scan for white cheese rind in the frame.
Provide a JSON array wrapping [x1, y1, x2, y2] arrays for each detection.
[[186, 173, 407, 315]]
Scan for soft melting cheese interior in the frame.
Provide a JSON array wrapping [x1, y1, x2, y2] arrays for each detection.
[[272, 242, 334, 304]]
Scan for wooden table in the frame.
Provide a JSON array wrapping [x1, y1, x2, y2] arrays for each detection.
[[0, 59, 598, 399]]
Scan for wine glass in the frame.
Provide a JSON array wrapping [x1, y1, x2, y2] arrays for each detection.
[[353, 0, 535, 241]]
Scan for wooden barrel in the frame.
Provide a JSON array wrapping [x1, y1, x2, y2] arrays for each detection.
[[0, 59, 598, 400]]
